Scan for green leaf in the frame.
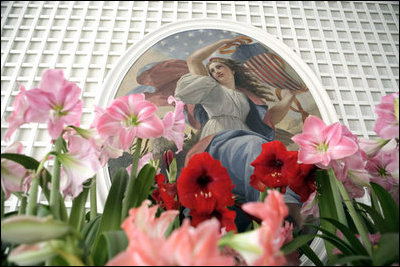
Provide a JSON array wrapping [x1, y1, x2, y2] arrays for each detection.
[[356, 202, 385, 233], [315, 169, 346, 260], [319, 217, 369, 256], [92, 230, 128, 266], [130, 164, 156, 208], [331, 255, 371, 266], [92, 168, 128, 257], [81, 214, 102, 252], [298, 243, 325, 266], [307, 224, 355, 256], [370, 182, 399, 233], [281, 234, 316, 254], [373, 233, 399, 265]]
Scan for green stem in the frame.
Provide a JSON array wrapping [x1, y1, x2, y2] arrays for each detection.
[[327, 168, 348, 227], [335, 178, 372, 255], [1, 188, 4, 219], [18, 196, 27, 215], [50, 137, 63, 220], [90, 176, 97, 220], [68, 184, 90, 231], [259, 187, 269, 202], [121, 138, 142, 220], [26, 176, 39, 215], [370, 188, 382, 216]]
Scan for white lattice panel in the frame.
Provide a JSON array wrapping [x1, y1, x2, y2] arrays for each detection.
[[1, 0, 399, 232]]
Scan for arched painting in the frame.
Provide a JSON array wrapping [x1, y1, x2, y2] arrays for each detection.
[[108, 28, 322, 177], [96, 19, 338, 265]]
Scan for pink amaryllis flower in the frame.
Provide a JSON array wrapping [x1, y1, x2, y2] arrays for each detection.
[[24, 69, 83, 139], [161, 219, 235, 266], [225, 190, 289, 266], [1, 142, 32, 199], [162, 96, 186, 153], [300, 191, 319, 218], [97, 94, 164, 151], [365, 148, 399, 191], [331, 151, 370, 199], [374, 92, 399, 139], [106, 200, 179, 266], [242, 190, 288, 231], [4, 85, 48, 141], [57, 135, 102, 198], [292, 115, 359, 168]]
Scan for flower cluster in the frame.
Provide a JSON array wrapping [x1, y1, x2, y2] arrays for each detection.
[[1, 69, 398, 266], [1, 69, 293, 266]]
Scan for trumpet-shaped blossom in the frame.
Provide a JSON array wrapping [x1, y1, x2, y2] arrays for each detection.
[[374, 92, 399, 139], [177, 152, 235, 214], [89, 106, 124, 166], [359, 138, 394, 159], [97, 94, 164, 151], [152, 174, 179, 210], [250, 140, 300, 193], [292, 115, 359, 168], [5, 85, 48, 141], [189, 206, 237, 233], [162, 96, 186, 153], [241, 190, 288, 231], [24, 69, 83, 139], [331, 151, 370, 198], [106, 200, 178, 266], [57, 135, 102, 198], [300, 191, 319, 218], [365, 148, 399, 191], [225, 191, 288, 266], [1, 142, 32, 199], [161, 219, 235, 266]]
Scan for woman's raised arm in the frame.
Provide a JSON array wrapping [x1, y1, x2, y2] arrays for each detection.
[[186, 38, 243, 76]]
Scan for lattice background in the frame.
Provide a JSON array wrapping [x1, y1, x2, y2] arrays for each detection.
[[1, 1, 399, 211]]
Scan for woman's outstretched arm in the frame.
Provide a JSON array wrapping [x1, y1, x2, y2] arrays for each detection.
[[186, 38, 242, 76]]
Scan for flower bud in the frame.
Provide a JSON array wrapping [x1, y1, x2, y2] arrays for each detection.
[[8, 240, 64, 266], [1, 215, 72, 244], [163, 150, 174, 171]]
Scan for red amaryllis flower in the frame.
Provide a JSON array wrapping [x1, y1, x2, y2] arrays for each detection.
[[250, 140, 300, 193], [289, 163, 318, 202], [153, 174, 179, 210], [189, 206, 237, 233], [177, 152, 235, 213]]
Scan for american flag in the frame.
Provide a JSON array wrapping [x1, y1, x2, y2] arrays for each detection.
[[152, 29, 240, 61]]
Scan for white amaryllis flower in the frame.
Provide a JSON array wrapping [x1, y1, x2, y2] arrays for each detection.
[[1, 142, 32, 199], [57, 135, 102, 198]]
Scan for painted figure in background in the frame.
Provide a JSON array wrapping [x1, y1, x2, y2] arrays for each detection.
[[174, 37, 308, 231], [110, 30, 318, 231]]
